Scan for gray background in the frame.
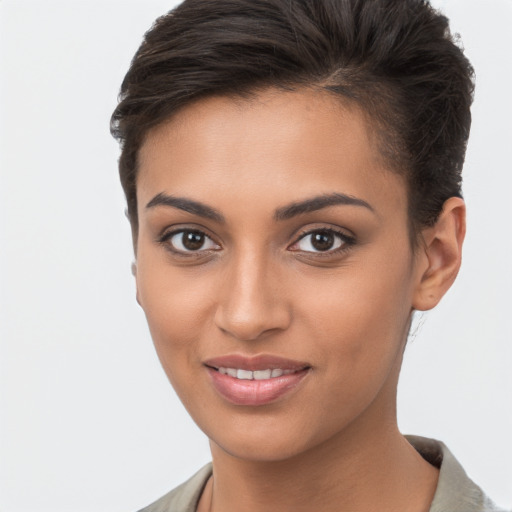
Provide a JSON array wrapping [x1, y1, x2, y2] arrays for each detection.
[[1, 0, 511, 510]]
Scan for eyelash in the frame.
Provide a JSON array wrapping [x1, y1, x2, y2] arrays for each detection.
[[290, 227, 356, 257], [157, 227, 356, 258], [158, 228, 221, 258]]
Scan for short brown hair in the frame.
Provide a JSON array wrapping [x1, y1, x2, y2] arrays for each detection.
[[111, 0, 475, 240]]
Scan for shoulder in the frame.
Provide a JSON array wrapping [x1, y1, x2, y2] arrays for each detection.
[[137, 463, 212, 512], [406, 435, 510, 512]]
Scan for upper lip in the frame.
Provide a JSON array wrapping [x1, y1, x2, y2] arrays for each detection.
[[203, 354, 311, 372]]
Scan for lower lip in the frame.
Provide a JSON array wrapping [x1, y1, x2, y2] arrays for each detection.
[[206, 367, 310, 406]]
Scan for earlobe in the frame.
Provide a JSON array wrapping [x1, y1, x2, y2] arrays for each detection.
[[412, 197, 466, 311]]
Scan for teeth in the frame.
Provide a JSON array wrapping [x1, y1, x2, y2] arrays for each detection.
[[217, 367, 297, 380], [253, 369, 272, 380], [237, 369, 253, 380]]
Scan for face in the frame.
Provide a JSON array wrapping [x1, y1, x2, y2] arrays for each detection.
[[135, 89, 424, 462]]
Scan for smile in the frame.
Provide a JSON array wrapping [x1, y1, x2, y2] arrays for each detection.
[[216, 368, 296, 380], [204, 355, 311, 406]]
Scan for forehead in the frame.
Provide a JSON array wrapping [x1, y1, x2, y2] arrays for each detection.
[[137, 88, 407, 218]]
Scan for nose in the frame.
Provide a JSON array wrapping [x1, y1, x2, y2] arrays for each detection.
[[214, 250, 292, 342]]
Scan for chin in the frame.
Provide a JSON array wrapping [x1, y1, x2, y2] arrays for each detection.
[[204, 410, 345, 464], [212, 434, 311, 463]]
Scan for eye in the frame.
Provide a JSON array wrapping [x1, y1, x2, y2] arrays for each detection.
[[162, 229, 220, 253], [290, 228, 354, 253]]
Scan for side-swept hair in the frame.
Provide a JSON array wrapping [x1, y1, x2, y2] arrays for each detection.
[[111, 0, 474, 240]]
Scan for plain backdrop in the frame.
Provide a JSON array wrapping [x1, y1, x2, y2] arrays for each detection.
[[0, 0, 511, 510]]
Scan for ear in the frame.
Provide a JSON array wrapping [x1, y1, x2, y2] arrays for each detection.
[[413, 197, 466, 311], [131, 261, 142, 306]]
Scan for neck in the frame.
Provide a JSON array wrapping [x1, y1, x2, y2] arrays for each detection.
[[200, 406, 438, 512]]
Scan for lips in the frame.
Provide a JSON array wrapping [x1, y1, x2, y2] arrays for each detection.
[[204, 354, 311, 406]]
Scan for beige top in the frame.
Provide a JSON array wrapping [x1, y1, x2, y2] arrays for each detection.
[[138, 435, 509, 512]]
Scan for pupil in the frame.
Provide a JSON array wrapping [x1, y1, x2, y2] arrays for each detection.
[[182, 231, 204, 250], [311, 231, 334, 251]]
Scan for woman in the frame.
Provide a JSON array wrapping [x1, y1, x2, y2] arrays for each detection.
[[111, 1, 506, 511]]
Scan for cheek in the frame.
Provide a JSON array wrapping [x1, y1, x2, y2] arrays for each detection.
[[296, 255, 414, 382], [136, 256, 217, 382]]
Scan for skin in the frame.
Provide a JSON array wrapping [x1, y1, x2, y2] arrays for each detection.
[[134, 88, 465, 512]]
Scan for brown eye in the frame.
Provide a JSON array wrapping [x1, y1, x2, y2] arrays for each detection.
[[310, 231, 335, 251], [167, 230, 220, 253], [182, 231, 205, 250], [290, 228, 353, 254]]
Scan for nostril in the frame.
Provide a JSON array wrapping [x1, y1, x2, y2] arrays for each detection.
[[214, 309, 290, 342]]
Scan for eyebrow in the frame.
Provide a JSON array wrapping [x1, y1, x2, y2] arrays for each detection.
[[274, 193, 374, 221], [145, 191, 374, 223], [146, 192, 225, 223]]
